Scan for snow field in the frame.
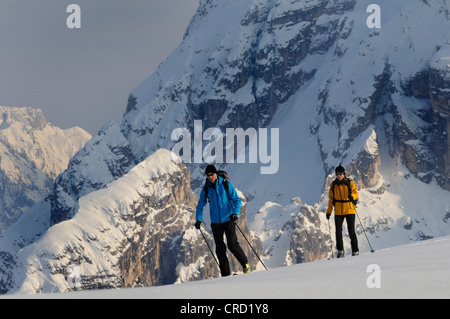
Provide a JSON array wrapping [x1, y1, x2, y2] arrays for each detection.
[[6, 234, 449, 299]]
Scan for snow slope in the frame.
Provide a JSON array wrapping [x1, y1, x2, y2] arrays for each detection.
[[5, 234, 450, 299]]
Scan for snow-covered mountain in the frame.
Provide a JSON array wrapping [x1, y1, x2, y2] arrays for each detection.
[[122, 0, 450, 265], [0, 149, 259, 294], [0, 106, 91, 233], [1, 0, 450, 295]]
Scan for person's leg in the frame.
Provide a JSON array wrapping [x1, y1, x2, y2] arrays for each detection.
[[223, 221, 248, 267], [346, 214, 359, 254], [334, 215, 345, 255], [211, 223, 231, 276]]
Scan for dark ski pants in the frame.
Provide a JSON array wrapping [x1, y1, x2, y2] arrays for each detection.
[[335, 214, 359, 253], [211, 221, 248, 277]]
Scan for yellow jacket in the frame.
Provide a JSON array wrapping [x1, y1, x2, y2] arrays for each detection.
[[326, 178, 359, 216]]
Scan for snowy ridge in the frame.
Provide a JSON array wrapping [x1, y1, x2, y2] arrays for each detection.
[[49, 122, 135, 226], [1, 148, 257, 294], [5, 149, 196, 294]]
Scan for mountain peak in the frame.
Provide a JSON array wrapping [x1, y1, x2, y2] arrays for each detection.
[[0, 106, 91, 232], [0, 106, 47, 131]]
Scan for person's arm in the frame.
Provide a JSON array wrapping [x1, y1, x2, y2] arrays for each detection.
[[227, 182, 241, 216], [196, 187, 208, 222], [350, 180, 359, 202], [326, 184, 334, 217]]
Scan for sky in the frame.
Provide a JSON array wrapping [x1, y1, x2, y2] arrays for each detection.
[[0, 0, 200, 135]]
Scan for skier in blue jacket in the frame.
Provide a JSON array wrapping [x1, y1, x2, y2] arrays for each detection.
[[195, 165, 250, 276]]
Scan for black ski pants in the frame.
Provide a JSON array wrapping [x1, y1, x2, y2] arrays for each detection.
[[211, 220, 248, 276], [334, 214, 359, 252]]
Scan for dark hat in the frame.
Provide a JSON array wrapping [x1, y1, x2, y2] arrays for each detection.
[[205, 165, 218, 175], [335, 164, 345, 174]]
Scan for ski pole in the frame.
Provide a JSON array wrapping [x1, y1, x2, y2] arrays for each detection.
[[198, 226, 220, 268], [327, 218, 334, 259], [355, 208, 375, 253], [234, 222, 268, 270]]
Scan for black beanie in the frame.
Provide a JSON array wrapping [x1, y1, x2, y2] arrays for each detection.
[[205, 165, 218, 175], [335, 164, 345, 174]]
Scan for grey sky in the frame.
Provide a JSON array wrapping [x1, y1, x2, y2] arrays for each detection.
[[0, 0, 199, 135]]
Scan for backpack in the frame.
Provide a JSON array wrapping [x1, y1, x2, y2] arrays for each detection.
[[331, 178, 358, 206], [204, 170, 230, 202]]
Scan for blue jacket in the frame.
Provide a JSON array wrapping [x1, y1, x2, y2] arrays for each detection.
[[196, 176, 242, 224]]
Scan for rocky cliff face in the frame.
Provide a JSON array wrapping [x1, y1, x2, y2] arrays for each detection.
[[430, 45, 450, 191], [121, 0, 449, 192]]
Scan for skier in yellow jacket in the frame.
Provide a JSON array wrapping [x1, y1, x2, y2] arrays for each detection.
[[326, 165, 359, 257]]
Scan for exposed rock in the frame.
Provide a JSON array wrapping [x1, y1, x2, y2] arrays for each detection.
[[288, 204, 330, 264], [430, 46, 450, 190]]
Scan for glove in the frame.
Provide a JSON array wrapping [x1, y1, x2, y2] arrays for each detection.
[[195, 221, 202, 229], [326, 214, 331, 220], [230, 214, 238, 223]]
